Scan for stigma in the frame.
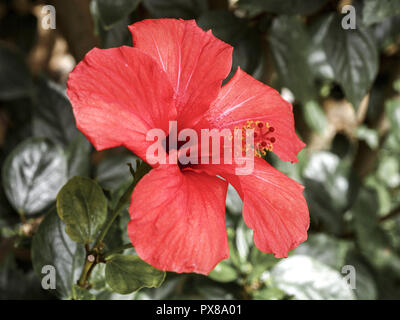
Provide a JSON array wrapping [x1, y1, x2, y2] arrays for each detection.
[[236, 120, 276, 158]]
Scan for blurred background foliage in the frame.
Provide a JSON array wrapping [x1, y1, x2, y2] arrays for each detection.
[[1, 0, 400, 300]]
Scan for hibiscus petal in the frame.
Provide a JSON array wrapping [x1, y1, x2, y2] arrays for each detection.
[[205, 67, 305, 163], [129, 19, 233, 128], [67, 46, 176, 161], [127, 165, 229, 274], [196, 158, 309, 258]]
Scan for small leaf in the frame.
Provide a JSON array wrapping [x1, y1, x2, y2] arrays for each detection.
[[2, 138, 68, 216], [208, 260, 238, 283], [271, 255, 355, 300], [57, 176, 108, 244], [363, 0, 400, 25], [31, 209, 85, 299], [105, 254, 165, 294]]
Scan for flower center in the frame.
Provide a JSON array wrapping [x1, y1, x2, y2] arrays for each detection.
[[236, 120, 276, 158]]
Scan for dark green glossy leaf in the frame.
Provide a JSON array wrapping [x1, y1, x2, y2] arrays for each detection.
[[105, 254, 165, 294], [303, 152, 359, 235], [32, 79, 77, 146], [0, 44, 33, 100], [95, 152, 137, 190], [2, 138, 67, 216], [318, 14, 378, 109], [66, 133, 92, 178], [0, 253, 49, 299], [238, 0, 329, 15], [197, 10, 264, 81], [56, 176, 108, 244], [31, 209, 85, 299], [92, 0, 140, 29], [363, 0, 400, 25], [143, 0, 208, 19], [269, 15, 316, 103]]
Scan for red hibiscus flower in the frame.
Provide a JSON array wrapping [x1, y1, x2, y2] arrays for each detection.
[[67, 19, 309, 275]]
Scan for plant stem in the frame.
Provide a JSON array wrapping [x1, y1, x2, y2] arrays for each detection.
[[92, 182, 135, 251], [103, 243, 133, 260], [92, 161, 150, 251], [77, 255, 96, 288], [76, 161, 151, 289]]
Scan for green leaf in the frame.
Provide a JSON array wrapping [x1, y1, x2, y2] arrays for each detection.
[[294, 233, 350, 270], [31, 209, 85, 299], [303, 152, 359, 235], [143, 0, 208, 19], [238, 0, 329, 15], [56, 176, 108, 244], [92, 0, 140, 29], [236, 219, 253, 265], [269, 15, 316, 103], [225, 184, 243, 215], [0, 253, 49, 299], [208, 260, 238, 283], [363, 0, 400, 25], [105, 254, 165, 294], [32, 79, 78, 146], [0, 44, 33, 100], [2, 138, 68, 216], [377, 156, 400, 188], [66, 133, 92, 178], [386, 98, 400, 145], [197, 10, 264, 81], [303, 101, 328, 133], [252, 286, 286, 300], [271, 255, 355, 300], [352, 188, 400, 273], [95, 153, 137, 190], [72, 285, 96, 300], [318, 13, 378, 109]]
